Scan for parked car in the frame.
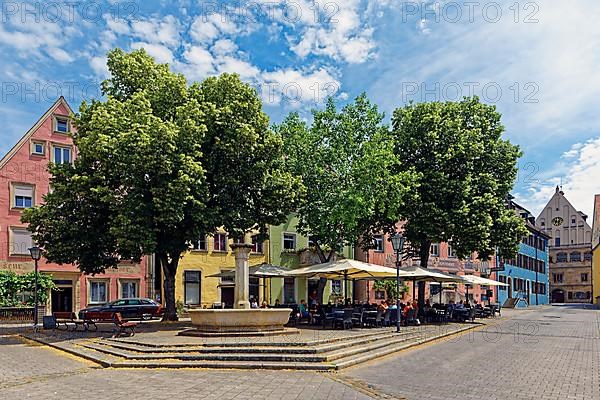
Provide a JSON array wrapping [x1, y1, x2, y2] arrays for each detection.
[[78, 298, 164, 321]]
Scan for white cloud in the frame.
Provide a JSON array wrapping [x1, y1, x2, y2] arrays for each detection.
[[131, 42, 174, 64], [516, 137, 600, 218], [104, 15, 130, 35], [212, 39, 237, 55], [261, 67, 340, 106], [89, 55, 109, 78], [131, 15, 180, 47], [190, 13, 239, 44], [46, 47, 74, 63]]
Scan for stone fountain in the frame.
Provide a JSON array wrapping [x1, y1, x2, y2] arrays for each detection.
[[183, 244, 293, 336]]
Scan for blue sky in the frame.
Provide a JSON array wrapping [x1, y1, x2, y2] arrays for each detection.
[[1, 0, 599, 217]]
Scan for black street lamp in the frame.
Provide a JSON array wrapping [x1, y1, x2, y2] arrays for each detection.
[[28, 246, 42, 331], [390, 233, 405, 333]]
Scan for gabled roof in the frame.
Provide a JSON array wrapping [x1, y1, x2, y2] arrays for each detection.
[[0, 97, 74, 170], [536, 186, 592, 231]]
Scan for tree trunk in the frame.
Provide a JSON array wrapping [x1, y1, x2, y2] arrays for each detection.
[[160, 253, 180, 321], [417, 239, 432, 313], [313, 244, 335, 305]]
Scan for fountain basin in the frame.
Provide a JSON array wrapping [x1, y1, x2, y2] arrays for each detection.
[[186, 308, 293, 333]]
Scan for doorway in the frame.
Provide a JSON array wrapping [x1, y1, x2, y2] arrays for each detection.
[[551, 289, 564, 303], [221, 287, 234, 308], [51, 287, 73, 313]]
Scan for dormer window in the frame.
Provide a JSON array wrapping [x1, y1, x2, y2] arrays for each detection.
[[54, 116, 70, 133]]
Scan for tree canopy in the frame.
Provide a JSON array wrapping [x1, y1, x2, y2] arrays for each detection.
[[278, 94, 416, 262], [23, 48, 302, 320], [391, 97, 527, 308]]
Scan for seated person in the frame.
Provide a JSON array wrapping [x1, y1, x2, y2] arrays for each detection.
[[274, 299, 281, 307], [403, 301, 413, 318], [260, 301, 268, 309], [298, 299, 310, 320], [455, 300, 465, 310], [424, 299, 432, 311]]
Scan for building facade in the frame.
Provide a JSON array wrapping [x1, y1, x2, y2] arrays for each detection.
[[536, 187, 593, 303], [497, 201, 550, 307], [165, 232, 269, 309], [354, 229, 498, 305], [592, 194, 600, 305], [268, 214, 354, 305], [0, 98, 147, 313]]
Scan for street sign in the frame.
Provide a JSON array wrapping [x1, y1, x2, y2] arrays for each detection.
[[490, 267, 505, 272]]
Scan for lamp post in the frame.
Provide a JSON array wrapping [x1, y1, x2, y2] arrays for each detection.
[[28, 246, 42, 331], [390, 233, 405, 333]]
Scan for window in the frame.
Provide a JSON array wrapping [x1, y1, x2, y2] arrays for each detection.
[[283, 233, 296, 251], [53, 146, 72, 164], [12, 184, 34, 209], [556, 252, 568, 262], [213, 233, 227, 252], [555, 237, 560, 246], [498, 275, 507, 291], [31, 141, 45, 155], [448, 243, 457, 258], [193, 236, 207, 251], [581, 273, 588, 282], [121, 281, 138, 298], [90, 281, 107, 303], [308, 235, 317, 248], [251, 235, 263, 253], [184, 271, 201, 305], [430, 243, 439, 256], [374, 235, 384, 252], [375, 290, 386, 299], [10, 228, 33, 255], [54, 116, 70, 133], [283, 277, 295, 303], [552, 273, 563, 284], [584, 252, 592, 261], [570, 252, 581, 262]]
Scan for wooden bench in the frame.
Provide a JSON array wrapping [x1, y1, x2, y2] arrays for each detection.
[[82, 311, 138, 336], [53, 312, 86, 331]]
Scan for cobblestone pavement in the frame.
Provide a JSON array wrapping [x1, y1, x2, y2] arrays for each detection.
[[2, 306, 598, 400], [0, 335, 372, 400], [342, 304, 600, 400]]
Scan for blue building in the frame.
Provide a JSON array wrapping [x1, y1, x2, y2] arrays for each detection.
[[497, 201, 550, 307]]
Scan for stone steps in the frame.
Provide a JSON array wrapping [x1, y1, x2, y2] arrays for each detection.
[[81, 331, 423, 363], [100, 330, 415, 355], [24, 324, 477, 370]]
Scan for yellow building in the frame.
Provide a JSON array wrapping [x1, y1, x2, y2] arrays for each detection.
[[173, 232, 269, 309], [592, 194, 600, 305]]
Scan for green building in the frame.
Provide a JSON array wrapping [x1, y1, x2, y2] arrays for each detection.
[[267, 214, 354, 305]]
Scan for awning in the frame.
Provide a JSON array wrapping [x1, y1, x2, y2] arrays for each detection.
[[208, 263, 291, 279], [460, 274, 508, 287], [284, 259, 404, 280], [397, 266, 464, 283]]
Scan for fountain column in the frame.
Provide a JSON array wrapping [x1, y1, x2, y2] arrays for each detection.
[[231, 243, 253, 309]]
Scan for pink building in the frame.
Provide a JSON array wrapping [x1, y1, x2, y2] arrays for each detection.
[[0, 97, 147, 313], [354, 230, 498, 305]]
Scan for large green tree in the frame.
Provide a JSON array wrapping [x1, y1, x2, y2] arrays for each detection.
[[391, 97, 527, 310], [277, 94, 415, 301], [23, 49, 302, 320]]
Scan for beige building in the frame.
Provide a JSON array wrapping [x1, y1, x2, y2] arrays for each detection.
[[592, 194, 600, 305], [536, 187, 593, 303]]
